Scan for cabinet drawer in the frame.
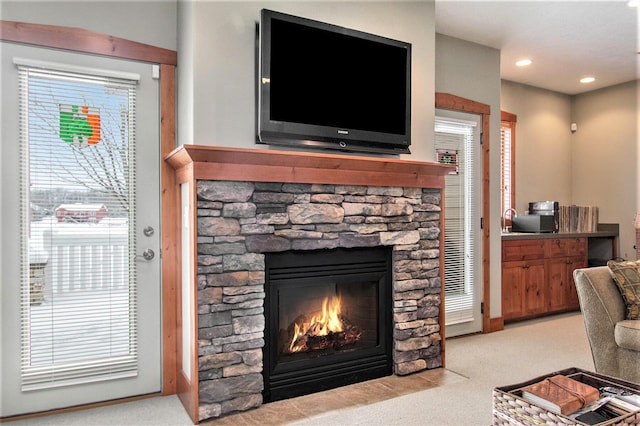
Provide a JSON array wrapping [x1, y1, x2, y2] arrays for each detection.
[[546, 237, 586, 258], [502, 240, 545, 262]]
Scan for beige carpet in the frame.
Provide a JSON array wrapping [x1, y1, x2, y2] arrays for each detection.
[[8, 312, 594, 425]]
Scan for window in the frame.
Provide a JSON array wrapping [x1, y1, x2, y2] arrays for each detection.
[[501, 111, 517, 225], [17, 59, 140, 390]]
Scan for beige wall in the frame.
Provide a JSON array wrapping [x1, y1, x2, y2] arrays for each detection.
[[501, 79, 638, 261], [571, 81, 638, 260], [179, 1, 436, 161], [1, 1, 177, 50], [501, 80, 573, 213], [434, 33, 502, 319]]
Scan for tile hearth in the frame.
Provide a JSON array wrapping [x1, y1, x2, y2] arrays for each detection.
[[203, 368, 466, 425]]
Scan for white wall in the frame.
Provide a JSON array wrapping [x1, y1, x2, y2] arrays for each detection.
[[435, 34, 502, 320], [501, 80, 573, 213], [178, 1, 436, 161]]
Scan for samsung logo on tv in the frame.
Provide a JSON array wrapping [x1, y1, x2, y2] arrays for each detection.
[[337, 130, 349, 135]]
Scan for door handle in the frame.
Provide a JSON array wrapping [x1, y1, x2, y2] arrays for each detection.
[[136, 249, 155, 261]]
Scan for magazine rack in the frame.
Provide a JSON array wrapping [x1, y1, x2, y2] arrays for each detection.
[[493, 367, 640, 425]]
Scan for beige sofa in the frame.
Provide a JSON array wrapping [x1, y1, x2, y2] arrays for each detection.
[[573, 266, 640, 384]]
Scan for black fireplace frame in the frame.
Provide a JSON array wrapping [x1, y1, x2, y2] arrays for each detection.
[[263, 246, 393, 402]]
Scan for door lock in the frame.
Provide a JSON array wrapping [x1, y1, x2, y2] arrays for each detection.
[[136, 249, 155, 261], [143, 226, 154, 237]]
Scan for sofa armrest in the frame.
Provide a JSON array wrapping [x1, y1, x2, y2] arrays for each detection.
[[574, 267, 626, 326]]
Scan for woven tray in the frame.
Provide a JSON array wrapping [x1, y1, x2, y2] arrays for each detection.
[[493, 367, 640, 425]]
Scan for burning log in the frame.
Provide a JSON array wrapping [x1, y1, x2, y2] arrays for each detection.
[[282, 314, 362, 354]]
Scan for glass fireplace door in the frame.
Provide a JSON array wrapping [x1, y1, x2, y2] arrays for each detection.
[[263, 247, 392, 402]]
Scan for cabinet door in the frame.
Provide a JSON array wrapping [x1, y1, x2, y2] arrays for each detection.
[[547, 256, 586, 312], [502, 259, 545, 320], [547, 257, 570, 311], [523, 260, 546, 315], [502, 262, 525, 321]]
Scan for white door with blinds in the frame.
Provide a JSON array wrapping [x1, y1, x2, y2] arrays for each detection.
[[435, 110, 482, 338], [0, 43, 161, 416]]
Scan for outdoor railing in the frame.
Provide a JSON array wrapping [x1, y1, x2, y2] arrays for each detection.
[[40, 219, 129, 294]]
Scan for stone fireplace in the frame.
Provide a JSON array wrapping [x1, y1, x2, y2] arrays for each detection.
[[165, 146, 452, 422]]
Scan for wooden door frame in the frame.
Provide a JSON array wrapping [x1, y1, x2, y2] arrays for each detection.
[[1, 21, 180, 395], [435, 93, 503, 333]]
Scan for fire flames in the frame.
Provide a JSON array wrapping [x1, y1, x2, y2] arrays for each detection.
[[285, 296, 362, 354]]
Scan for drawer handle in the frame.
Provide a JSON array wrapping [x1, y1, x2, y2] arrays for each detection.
[[523, 264, 530, 270]]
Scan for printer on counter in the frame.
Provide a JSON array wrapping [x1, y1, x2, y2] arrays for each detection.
[[512, 201, 559, 233]]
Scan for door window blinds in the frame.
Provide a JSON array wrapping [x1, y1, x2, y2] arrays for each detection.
[[17, 60, 139, 390], [435, 118, 478, 325]]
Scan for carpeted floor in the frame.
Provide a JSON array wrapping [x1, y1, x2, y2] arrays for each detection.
[[8, 312, 594, 425]]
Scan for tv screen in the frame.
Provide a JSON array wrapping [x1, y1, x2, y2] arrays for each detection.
[[257, 9, 412, 154]]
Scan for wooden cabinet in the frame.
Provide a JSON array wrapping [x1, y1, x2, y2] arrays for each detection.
[[501, 240, 546, 321], [502, 259, 546, 321], [502, 237, 587, 322], [546, 238, 587, 312]]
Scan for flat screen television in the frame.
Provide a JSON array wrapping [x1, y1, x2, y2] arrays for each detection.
[[257, 9, 412, 155]]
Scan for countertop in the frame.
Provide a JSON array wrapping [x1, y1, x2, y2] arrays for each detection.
[[501, 223, 619, 241]]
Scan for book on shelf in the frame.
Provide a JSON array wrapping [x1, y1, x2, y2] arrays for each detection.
[[558, 205, 599, 233], [520, 374, 600, 415]]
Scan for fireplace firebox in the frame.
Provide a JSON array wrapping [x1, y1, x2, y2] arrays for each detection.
[[263, 246, 393, 402]]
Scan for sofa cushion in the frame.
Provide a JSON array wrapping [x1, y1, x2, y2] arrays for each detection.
[[607, 260, 640, 320], [614, 320, 640, 352]]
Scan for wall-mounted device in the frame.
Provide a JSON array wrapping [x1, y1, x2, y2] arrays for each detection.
[[256, 9, 412, 155]]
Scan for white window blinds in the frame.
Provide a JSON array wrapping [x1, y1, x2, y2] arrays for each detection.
[[17, 60, 140, 390], [501, 124, 513, 215], [435, 118, 478, 326]]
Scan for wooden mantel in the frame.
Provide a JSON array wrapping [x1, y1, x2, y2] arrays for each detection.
[[165, 145, 453, 187]]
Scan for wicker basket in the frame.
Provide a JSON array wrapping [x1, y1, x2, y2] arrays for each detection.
[[493, 368, 640, 425]]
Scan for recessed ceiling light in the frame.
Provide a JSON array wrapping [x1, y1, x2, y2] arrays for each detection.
[[628, 0, 638, 7], [580, 77, 596, 84], [515, 59, 532, 67]]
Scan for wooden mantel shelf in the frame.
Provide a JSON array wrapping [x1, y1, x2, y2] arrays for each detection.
[[165, 145, 454, 188]]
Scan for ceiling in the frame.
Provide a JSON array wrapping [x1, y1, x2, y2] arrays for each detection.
[[435, 0, 639, 95]]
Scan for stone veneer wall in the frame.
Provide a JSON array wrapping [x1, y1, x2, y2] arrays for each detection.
[[196, 180, 443, 421]]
